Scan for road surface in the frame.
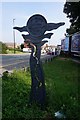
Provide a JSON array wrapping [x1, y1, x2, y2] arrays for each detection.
[[0, 53, 52, 75]]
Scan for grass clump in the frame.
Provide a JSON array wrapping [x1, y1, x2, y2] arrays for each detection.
[[2, 57, 80, 119]]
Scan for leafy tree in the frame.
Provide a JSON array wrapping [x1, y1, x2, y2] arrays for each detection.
[[20, 43, 24, 50], [0, 42, 7, 54], [63, 1, 80, 34]]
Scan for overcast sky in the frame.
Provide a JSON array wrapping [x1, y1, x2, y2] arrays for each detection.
[[1, 1, 70, 46]]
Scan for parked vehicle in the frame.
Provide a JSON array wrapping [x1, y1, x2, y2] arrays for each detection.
[[23, 48, 31, 53]]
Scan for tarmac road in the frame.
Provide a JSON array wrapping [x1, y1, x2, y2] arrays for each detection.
[[0, 53, 51, 75]]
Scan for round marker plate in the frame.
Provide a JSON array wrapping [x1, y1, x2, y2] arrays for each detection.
[[27, 14, 47, 36]]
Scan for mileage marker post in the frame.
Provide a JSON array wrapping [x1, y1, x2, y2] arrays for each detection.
[[13, 14, 65, 109]]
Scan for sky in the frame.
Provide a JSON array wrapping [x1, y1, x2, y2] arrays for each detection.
[[1, 1, 71, 46]]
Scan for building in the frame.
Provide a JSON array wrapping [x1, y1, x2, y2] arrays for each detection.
[[57, 45, 61, 55], [44, 44, 57, 52], [5, 42, 19, 49]]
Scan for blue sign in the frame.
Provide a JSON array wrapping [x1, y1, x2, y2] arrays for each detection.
[[71, 33, 80, 53], [61, 37, 69, 51]]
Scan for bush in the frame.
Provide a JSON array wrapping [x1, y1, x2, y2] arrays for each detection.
[[0, 42, 7, 54]]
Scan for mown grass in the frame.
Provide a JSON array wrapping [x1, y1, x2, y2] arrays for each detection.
[[44, 57, 80, 119], [6, 49, 23, 54], [1, 57, 80, 119]]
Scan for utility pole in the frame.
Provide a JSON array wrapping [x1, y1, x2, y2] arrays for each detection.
[[13, 19, 16, 54]]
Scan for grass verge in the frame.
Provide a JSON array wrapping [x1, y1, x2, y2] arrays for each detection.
[[1, 56, 80, 119]]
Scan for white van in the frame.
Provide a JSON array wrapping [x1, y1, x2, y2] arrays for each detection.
[[23, 48, 31, 53]]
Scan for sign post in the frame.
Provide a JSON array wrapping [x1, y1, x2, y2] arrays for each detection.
[[13, 14, 65, 107]]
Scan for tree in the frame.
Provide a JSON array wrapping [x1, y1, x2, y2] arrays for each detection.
[[20, 43, 24, 50], [0, 42, 7, 54], [63, 1, 80, 34]]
